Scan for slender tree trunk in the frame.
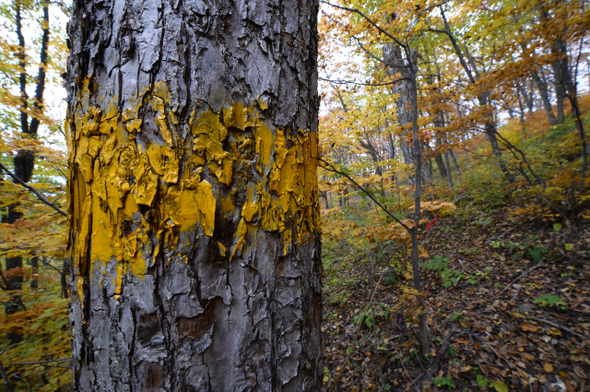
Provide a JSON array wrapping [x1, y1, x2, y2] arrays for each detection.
[[3, 0, 50, 344], [443, 152, 453, 189], [422, 142, 433, 185], [360, 137, 385, 196], [30, 257, 38, 289], [384, 45, 429, 186], [434, 150, 447, 181], [65, 0, 322, 390], [531, 70, 558, 126], [388, 133, 399, 190], [438, 7, 512, 182], [517, 81, 534, 113], [449, 149, 460, 174], [321, 190, 330, 210], [554, 70, 566, 123], [408, 60, 430, 357], [516, 84, 526, 124], [551, 38, 570, 124]]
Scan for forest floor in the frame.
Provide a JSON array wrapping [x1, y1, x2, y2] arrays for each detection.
[[320, 206, 590, 392]]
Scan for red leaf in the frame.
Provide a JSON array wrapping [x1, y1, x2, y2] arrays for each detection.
[[426, 216, 438, 231]]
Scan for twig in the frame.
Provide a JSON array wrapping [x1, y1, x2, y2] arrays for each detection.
[[424, 329, 455, 381], [404, 371, 424, 392], [491, 262, 544, 300], [331, 273, 384, 392], [11, 357, 71, 366], [511, 287, 521, 301], [531, 317, 588, 340], [0, 162, 67, 217], [368, 255, 386, 392], [319, 0, 406, 49], [0, 269, 10, 291], [421, 220, 436, 244], [389, 337, 420, 392], [0, 352, 16, 392], [484, 342, 512, 369], [319, 75, 410, 87], [11, 362, 71, 379], [319, 158, 412, 233], [38, 258, 63, 274]]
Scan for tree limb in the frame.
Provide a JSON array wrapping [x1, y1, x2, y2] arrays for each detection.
[[491, 261, 545, 300], [0, 163, 67, 217], [319, 0, 407, 49], [0, 352, 16, 392], [319, 76, 410, 86], [318, 158, 412, 232]]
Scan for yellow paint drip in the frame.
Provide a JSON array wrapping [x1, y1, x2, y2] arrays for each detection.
[[68, 81, 320, 303], [218, 242, 226, 257], [196, 180, 216, 236]]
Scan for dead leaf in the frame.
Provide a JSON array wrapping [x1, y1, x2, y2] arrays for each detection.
[[520, 324, 539, 332], [544, 362, 554, 372]]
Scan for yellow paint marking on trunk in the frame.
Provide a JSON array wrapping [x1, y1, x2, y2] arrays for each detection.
[[69, 80, 320, 294]]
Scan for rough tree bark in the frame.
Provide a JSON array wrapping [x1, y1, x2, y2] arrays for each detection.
[[65, 0, 322, 390]]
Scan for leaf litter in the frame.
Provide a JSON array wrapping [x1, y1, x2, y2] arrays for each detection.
[[321, 209, 590, 392]]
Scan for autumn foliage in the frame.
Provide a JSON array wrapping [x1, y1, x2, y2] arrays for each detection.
[[1, 0, 590, 391]]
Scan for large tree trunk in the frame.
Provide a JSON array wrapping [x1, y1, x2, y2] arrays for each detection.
[[65, 0, 322, 390]]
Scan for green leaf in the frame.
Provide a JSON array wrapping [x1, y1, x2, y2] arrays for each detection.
[[553, 223, 562, 232], [477, 375, 489, 387]]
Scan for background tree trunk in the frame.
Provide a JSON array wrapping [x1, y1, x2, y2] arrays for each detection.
[[65, 0, 322, 390], [3, 0, 49, 345], [532, 70, 557, 126]]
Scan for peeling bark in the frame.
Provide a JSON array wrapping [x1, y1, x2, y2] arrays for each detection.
[[65, 0, 322, 390]]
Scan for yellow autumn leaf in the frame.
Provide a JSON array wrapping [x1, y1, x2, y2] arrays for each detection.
[[544, 362, 554, 372], [492, 380, 508, 392]]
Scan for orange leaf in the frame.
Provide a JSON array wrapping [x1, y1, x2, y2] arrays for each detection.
[[544, 363, 554, 372], [520, 324, 539, 332]]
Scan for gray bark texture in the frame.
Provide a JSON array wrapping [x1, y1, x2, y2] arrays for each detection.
[[383, 45, 425, 185], [65, 0, 322, 390]]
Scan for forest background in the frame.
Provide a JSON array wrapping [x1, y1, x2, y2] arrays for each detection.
[[0, 0, 589, 391]]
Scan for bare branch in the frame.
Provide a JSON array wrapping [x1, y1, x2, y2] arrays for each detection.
[[318, 158, 412, 233], [353, 37, 388, 66], [39, 258, 64, 274], [0, 353, 16, 392], [0, 163, 67, 217], [11, 357, 71, 366], [418, 0, 452, 16], [319, 0, 407, 49], [319, 76, 410, 86]]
